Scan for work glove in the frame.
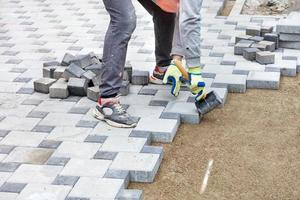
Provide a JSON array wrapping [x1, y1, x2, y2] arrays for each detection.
[[188, 67, 206, 101], [163, 62, 183, 97]]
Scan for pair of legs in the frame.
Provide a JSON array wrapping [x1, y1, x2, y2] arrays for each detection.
[[100, 0, 175, 97]]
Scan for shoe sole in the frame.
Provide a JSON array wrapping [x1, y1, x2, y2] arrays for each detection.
[[149, 75, 163, 85], [92, 108, 137, 128]]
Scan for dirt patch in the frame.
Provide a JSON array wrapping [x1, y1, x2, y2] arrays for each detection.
[[220, 0, 236, 16], [242, 0, 300, 15], [130, 75, 300, 200]]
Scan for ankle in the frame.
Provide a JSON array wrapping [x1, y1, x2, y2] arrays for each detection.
[[98, 94, 118, 105]]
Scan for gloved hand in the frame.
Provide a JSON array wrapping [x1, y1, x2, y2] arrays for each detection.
[[163, 62, 183, 97], [188, 67, 206, 101]]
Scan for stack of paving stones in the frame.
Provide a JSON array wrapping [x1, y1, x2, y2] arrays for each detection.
[[34, 52, 150, 101], [276, 12, 300, 50], [235, 26, 277, 65], [1, 0, 300, 199]]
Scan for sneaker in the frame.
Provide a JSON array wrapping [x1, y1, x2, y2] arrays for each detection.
[[149, 66, 167, 84], [93, 97, 138, 128]]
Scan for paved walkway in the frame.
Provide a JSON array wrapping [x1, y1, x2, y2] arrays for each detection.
[[0, 0, 299, 199]]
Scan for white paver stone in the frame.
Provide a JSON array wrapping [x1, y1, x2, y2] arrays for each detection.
[[247, 71, 280, 89], [0, 131, 47, 147], [100, 136, 147, 153], [212, 74, 247, 93]]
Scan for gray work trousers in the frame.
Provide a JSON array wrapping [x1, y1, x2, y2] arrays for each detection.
[[172, 0, 203, 68], [100, 0, 175, 97]]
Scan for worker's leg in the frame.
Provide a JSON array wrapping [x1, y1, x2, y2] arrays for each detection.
[[100, 0, 136, 97]]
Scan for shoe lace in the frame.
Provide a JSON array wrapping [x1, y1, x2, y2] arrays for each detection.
[[112, 102, 126, 114]]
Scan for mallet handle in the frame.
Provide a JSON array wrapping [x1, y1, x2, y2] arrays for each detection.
[[174, 59, 189, 81]]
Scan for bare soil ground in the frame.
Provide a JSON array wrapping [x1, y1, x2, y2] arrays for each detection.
[[130, 75, 300, 200]]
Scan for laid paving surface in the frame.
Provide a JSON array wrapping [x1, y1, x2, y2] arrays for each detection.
[[0, 0, 299, 199]]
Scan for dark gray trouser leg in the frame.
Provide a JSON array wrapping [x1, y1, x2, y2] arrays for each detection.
[[138, 0, 176, 67], [171, 0, 203, 68], [100, 0, 136, 97]]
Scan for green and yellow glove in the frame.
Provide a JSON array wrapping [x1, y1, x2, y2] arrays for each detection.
[[188, 67, 206, 101], [163, 63, 183, 97]]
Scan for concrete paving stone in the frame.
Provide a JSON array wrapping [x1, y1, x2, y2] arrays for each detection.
[[256, 51, 275, 64], [161, 101, 200, 124], [260, 25, 274, 36], [0, 145, 15, 154], [85, 64, 102, 75], [127, 105, 165, 119], [131, 70, 149, 85], [94, 151, 118, 160], [100, 136, 147, 153], [87, 86, 99, 102], [62, 96, 82, 103], [0, 117, 40, 131], [70, 54, 97, 69], [279, 41, 300, 49], [202, 65, 234, 78], [0, 192, 18, 200], [46, 157, 70, 166], [279, 33, 300, 41], [247, 71, 280, 89], [43, 61, 61, 67], [3, 147, 53, 164], [116, 189, 143, 200], [43, 66, 56, 78], [13, 77, 32, 83], [104, 169, 129, 188], [129, 131, 151, 145], [16, 87, 34, 94], [149, 90, 190, 107], [54, 66, 66, 79], [264, 33, 279, 48], [0, 182, 26, 193], [17, 183, 71, 200], [276, 12, 300, 34], [206, 87, 228, 107], [258, 40, 276, 52], [271, 58, 297, 77], [0, 163, 20, 172], [26, 110, 48, 119], [134, 118, 179, 143], [47, 127, 91, 142], [68, 107, 90, 114], [84, 135, 107, 143], [9, 68, 27, 73], [61, 53, 76, 66], [297, 59, 300, 73], [65, 197, 89, 200], [120, 80, 130, 96], [251, 42, 267, 51], [249, 36, 264, 42], [234, 40, 253, 55], [68, 78, 88, 96], [32, 125, 55, 133], [52, 141, 101, 159], [242, 48, 260, 61], [69, 177, 124, 199], [38, 113, 83, 127], [21, 99, 42, 106], [246, 26, 261, 36], [76, 120, 98, 128], [212, 74, 247, 93], [110, 152, 161, 183], [38, 139, 62, 149], [52, 175, 79, 186], [60, 158, 111, 177], [49, 79, 69, 99], [0, 131, 47, 147], [141, 145, 163, 156], [8, 164, 63, 184], [63, 63, 85, 80], [120, 94, 153, 106]]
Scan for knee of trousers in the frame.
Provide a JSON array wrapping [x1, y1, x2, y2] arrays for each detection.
[[117, 12, 137, 35]]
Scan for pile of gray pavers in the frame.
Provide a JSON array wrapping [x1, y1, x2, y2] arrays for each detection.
[[235, 25, 278, 65], [33, 52, 150, 101], [277, 12, 300, 50]]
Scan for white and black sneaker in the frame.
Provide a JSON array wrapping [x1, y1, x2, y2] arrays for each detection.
[[93, 97, 138, 128]]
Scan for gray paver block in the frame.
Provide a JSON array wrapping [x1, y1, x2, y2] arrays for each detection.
[[52, 175, 79, 186], [0, 145, 15, 154], [264, 33, 279, 48], [94, 151, 118, 160], [66, 197, 89, 200], [33, 78, 56, 93], [46, 157, 70, 166], [70, 54, 97, 69], [138, 88, 158, 96], [61, 53, 76, 66], [85, 64, 102, 75], [212, 74, 247, 93], [279, 33, 300, 41], [68, 107, 90, 114], [43, 66, 56, 78], [0, 130, 10, 137], [38, 140, 62, 149], [76, 120, 98, 128], [251, 42, 268, 51], [32, 125, 55, 133], [207, 87, 228, 107], [120, 81, 130, 96], [0, 162, 20, 172], [247, 71, 280, 89], [63, 63, 85, 80], [49, 78, 69, 99], [87, 86, 99, 102], [104, 169, 130, 188], [235, 35, 252, 44], [243, 48, 260, 61], [81, 70, 96, 83], [140, 145, 163, 157], [26, 111, 48, 118], [160, 101, 200, 124], [246, 26, 261, 36], [0, 182, 27, 193], [68, 78, 88, 96], [110, 152, 161, 183], [84, 135, 107, 143], [260, 25, 274, 36], [129, 131, 151, 145], [256, 51, 275, 64], [54, 66, 65, 79], [21, 99, 42, 106], [234, 40, 253, 55], [17, 88, 34, 94], [116, 189, 143, 200], [43, 61, 61, 67], [258, 40, 276, 52], [133, 118, 180, 143], [131, 70, 149, 85], [249, 36, 264, 42], [279, 41, 300, 49]]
